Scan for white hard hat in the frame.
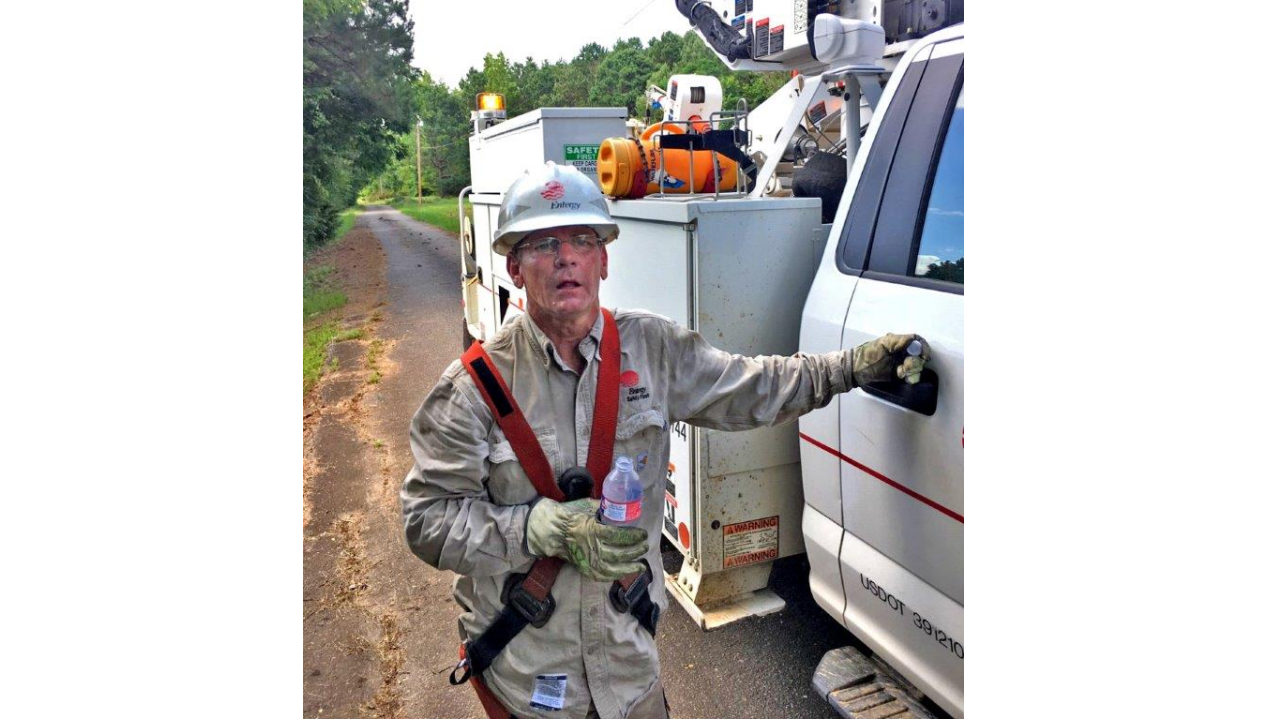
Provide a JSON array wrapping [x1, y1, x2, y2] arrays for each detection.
[[493, 162, 619, 256]]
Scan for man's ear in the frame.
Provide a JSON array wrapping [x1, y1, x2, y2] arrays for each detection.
[[507, 253, 522, 288], [600, 245, 608, 281]]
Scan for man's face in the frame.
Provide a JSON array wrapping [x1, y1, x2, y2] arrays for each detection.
[[507, 225, 609, 322]]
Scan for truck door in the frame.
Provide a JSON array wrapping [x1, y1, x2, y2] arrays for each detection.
[[830, 37, 965, 715]]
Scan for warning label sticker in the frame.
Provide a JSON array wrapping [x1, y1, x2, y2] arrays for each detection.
[[564, 144, 600, 174], [793, 1, 807, 34], [808, 101, 828, 124], [722, 515, 779, 568]]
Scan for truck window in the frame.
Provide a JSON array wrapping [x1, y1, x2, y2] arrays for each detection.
[[913, 87, 964, 284], [840, 43, 963, 287], [835, 60, 929, 275]]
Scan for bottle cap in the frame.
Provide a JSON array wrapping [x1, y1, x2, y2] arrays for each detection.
[[615, 456, 633, 472], [907, 339, 922, 357]]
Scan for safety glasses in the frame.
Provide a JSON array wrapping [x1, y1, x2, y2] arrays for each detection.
[[514, 233, 602, 258]]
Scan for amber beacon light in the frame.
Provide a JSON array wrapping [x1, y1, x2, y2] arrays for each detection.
[[477, 93, 505, 112], [472, 93, 507, 133]]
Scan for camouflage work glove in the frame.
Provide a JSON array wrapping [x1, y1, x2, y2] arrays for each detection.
[[849, 333, 931, 386], [525, 498, 648, 581]]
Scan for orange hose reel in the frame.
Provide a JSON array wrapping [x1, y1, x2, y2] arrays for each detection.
[[597, 123, 738, 199]]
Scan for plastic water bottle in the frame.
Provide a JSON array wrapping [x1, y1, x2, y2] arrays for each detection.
[[599, 456, 643, 526]]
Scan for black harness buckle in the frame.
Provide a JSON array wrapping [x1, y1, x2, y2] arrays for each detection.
[[609, 563, 653, 614], [501, 573, 555, 628], [557, 466, 594, 501], [639, 599, 660, 635]]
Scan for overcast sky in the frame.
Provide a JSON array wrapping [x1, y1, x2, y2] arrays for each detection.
[[408, 0, 693, 87]]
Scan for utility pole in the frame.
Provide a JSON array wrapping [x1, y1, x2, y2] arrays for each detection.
[[415, 118, 423, 205]]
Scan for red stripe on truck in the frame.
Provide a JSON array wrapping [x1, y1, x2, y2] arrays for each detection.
[[799, 432, 964, 524]]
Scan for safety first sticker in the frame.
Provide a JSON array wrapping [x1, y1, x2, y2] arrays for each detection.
[[722, 515, 779, 568], [563, 144, 600, 175]]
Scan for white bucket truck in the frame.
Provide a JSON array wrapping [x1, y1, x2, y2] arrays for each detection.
[[457, 1, 964, 715]]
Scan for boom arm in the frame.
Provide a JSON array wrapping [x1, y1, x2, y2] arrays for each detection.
[[674, 0, 752, 61], [676, 1, 964, 73]]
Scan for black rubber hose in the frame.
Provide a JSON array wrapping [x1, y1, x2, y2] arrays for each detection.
[[674, 0, 752, 61]]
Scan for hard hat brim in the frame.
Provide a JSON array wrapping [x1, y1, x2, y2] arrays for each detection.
[[494, 216, 620, 256]]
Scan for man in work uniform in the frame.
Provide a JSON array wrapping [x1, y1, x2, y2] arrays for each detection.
[[401, 163, 929, 719]]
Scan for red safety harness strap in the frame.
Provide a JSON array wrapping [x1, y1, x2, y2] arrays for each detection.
[[462, 340, 565, 502], [586, 310, 621, 492], [518, 555, 562, 602], [452, 310, 627, 697], [462, 310, 621, 498]]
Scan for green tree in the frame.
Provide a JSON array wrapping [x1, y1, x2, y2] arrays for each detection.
[[418, 76, 471, 196], [303, 0, 418, 248], [574, 42, 607, 65], [481, 53, 518, 106], [549, 62, 590, 107], [368, 71, 471, 199], [924, 258, 964, 284], [647, 31, 684, 67], [588, 44, 653, 115], [549, 43, 607, 107], [359, 29, 794, 205], [513, 58, 556, 113], [612, 37, 643, 53]]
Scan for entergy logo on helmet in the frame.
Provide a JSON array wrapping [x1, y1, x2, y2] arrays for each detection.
[[540, 181, 565, 200]]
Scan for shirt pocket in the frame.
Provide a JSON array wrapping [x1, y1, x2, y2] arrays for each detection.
[[616, 408, 664, 444], [614, 407, 665, 463], [486, 427, 559, 505], [613, 408, 666, 550]]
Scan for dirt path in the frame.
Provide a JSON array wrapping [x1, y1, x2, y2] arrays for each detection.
[[303, 208, 479, 719]]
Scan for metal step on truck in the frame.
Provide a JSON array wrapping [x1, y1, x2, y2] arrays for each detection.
[[456, 2, 964, 715]]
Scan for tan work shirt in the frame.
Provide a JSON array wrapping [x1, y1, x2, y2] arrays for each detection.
[[402, 309, 854, 718]]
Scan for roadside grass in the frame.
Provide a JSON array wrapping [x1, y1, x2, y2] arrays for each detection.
[[389, 196, 466, 234], [303, 218, 365, 393], [305, 206, 363, 259], [304, 323, 339, 393], [366, 338, 384, 369], [366, 337, 386, 385], [304, 266, 347, 317], [335, 207, 360, 241], [304, 325, 365, 393]]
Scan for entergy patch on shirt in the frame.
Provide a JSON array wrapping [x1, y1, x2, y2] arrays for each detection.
[[530, 673, 568, 711]]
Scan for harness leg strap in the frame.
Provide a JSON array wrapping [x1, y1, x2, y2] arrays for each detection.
[[463, 557, 565, 681]]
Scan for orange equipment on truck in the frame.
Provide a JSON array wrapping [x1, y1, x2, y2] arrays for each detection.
[[597, 122, 739, 199]]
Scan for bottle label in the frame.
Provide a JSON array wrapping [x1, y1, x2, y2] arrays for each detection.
[[601, 497, 641, 524]]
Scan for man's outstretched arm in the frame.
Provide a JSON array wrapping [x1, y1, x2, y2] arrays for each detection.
[[661, 319, 928, 430]]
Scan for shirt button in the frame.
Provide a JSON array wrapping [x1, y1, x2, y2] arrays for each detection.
[[588, 606, 598, 617]]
